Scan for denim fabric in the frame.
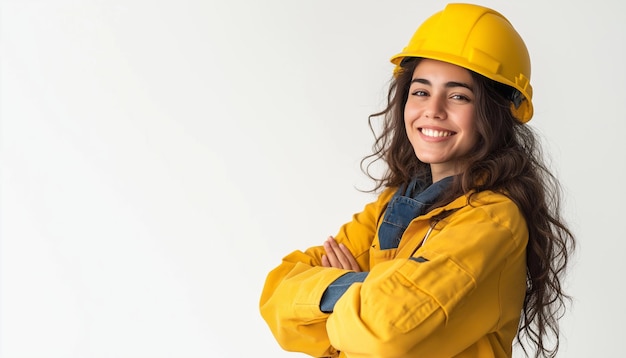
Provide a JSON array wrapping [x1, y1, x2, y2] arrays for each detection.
[[320, 272, 368, 313], [378, 176, 453, 249]]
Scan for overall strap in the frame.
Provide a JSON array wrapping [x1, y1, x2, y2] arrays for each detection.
[[377, 176, 453, 250]]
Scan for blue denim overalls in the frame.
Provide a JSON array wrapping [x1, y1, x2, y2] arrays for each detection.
[[378, 176, 453, 250]]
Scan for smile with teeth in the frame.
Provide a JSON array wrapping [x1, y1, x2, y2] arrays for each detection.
[[420, 128, 454, 137]]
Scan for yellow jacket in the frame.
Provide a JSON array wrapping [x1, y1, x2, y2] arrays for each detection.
[[259, 188, 528, 358]]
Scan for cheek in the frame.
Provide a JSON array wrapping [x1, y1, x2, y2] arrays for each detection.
[[459, 109, 477, 130], [403, 105, 410, 127], [404, 102, 419, 123]]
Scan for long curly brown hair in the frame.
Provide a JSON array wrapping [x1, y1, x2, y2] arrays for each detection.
[[361, 58, 576, 358]]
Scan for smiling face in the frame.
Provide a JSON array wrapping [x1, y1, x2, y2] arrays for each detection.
[[404, 59, 479, 182]]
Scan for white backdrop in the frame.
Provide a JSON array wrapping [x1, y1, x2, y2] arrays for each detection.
[[2, 0, 624, 357]]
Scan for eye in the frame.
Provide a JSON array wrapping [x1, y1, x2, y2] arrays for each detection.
[[450, 93, 471, 102], [411, 90, 428, 97]]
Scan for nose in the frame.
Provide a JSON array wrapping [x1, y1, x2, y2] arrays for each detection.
[[424, 97, 446, 120]]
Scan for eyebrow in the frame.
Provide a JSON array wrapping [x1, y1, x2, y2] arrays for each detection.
[[411, 78, 474, 91]]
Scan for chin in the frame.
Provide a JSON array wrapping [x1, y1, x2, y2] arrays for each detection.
[[415, 155, 442, 164]]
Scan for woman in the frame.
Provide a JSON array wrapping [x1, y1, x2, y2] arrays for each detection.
[[259, 3, 575, 358]]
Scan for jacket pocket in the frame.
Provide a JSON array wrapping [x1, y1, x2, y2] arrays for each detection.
[[376, 251, 476, 333]]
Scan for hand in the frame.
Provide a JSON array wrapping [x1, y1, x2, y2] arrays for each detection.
[[321, 236, 361, 272]]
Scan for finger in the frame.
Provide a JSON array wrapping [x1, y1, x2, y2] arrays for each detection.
[[321, 254, 330, 267], [326, 237, 351, 269], [332, 240, 359, 271], [338, 243, 361, 272], [323, 239, 342, 268], [327, 238, 358, 270]]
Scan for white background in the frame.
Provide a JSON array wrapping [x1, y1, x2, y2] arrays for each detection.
[[1, 0, 624, 357]]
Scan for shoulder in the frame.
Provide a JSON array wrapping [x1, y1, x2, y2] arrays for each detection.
[[438, 190, 521, 216], [365, 186, 398, 211], [431, 190, 527, 234], [378, 186, 398, 203], [467, 190, 523, 217], [456, 190, 528, 240]]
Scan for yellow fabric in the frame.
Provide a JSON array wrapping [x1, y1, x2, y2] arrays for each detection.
[[259, 189, 528, 358]]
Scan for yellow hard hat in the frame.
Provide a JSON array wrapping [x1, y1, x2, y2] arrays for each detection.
[[390, 3, 533, 122]]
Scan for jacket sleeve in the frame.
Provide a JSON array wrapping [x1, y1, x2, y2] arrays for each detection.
[[258, 189, 394, 357], [325, 196, 528, 358]]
